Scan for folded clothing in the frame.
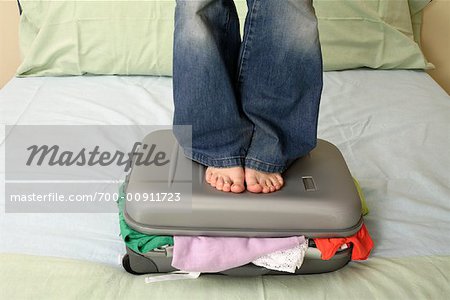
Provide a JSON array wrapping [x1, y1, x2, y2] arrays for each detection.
[[313, 224, 374, 260], [172, 236, 307, 273], [252, 240, 309, 273], [118, 185, 173, 253]]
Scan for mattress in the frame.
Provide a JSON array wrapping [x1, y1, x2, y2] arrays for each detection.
[[1, 69, 450, 298]]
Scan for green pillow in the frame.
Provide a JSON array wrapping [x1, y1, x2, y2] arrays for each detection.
[[17, 0, 429, 77], [18, 1, 176, 76], [313, 0, 429, 70], [408, 0, 432, 47]]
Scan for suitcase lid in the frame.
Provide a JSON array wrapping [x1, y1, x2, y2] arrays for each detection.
[[124, 130, 362, 238]]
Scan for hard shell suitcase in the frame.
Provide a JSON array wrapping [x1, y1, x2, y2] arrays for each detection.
[[121, 130, 362, 276]]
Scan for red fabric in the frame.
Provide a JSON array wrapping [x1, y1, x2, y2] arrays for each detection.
[[313, 224, 374, 260]]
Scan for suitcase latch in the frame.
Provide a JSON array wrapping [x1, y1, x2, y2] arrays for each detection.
[[302, 176, 317, 192]]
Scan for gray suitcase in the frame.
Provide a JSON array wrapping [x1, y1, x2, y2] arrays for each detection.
[[121, 130, 362, 276]]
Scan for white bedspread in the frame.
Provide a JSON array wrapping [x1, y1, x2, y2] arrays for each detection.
[[1, 70, 449, 266]]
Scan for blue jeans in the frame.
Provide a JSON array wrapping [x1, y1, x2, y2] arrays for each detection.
[[173, 0, 323, 173]]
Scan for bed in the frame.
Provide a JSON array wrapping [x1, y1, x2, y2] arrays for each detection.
[[2, 0, 450, 298], [1, 68, 450, 299]]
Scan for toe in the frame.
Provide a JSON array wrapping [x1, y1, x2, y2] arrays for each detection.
[[245, 169, 265, 193], [231, 182, 245, 193], [262, 180, 271, 193], [216, 176, 224, 191], [265, 179, 275, 192], [262, 187, 270, 193], [205, 168, 213, 183], [246, 176, 263, 193], [222, 176, 232, 192], [248, 184, 263, 193], [275, 174, 284, 186], [270, 177, 281, 190], [210, 174, 218, 187]]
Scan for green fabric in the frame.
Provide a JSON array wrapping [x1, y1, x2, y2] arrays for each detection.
[[18, 0, 176, 77], [409, 0, 432, 14], [118, 184, 173, 254], [17, 0, 429, 77], [2, 253, 450, 299], [313, 0, 430, 70], [353, 177, 369, 216]]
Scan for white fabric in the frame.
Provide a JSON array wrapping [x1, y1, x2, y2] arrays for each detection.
[[252, 240, 308, 273], [1, 70, 450, 266]]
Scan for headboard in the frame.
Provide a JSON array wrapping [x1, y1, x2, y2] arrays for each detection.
[[0, 1, 21, 88], [421, 1, 450, 94]]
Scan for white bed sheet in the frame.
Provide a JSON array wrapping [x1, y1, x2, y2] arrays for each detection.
[[1, 70, 449, 266]]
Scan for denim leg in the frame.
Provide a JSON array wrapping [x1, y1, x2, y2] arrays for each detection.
[[173, 0, 253, 168], [238, 0, 323, 173]]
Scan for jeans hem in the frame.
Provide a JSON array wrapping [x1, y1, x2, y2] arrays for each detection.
[[244, 157, 287, 173], [184, 150, 245, 168]]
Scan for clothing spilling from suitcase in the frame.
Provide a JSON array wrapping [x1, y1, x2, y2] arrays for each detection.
[[118, 131, 374, 277]]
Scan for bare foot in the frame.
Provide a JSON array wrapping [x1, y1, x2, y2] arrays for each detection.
[[245, 168, 284, 193], [205, 166, 245, 193]]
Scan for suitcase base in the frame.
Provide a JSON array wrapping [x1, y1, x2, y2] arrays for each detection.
[[123, 245, 352, 276]]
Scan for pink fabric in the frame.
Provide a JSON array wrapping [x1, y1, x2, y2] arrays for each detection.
[[172, 236, 305, 273]]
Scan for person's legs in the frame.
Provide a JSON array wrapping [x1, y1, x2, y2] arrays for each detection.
[[173, 0, 253, 192], [238, 0, 323, 192]]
